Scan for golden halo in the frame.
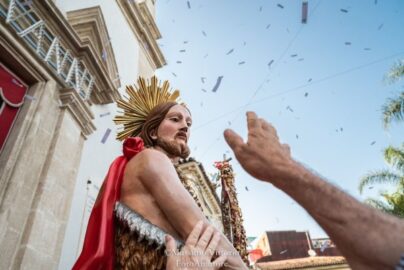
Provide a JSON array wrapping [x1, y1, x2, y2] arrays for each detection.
[[113, 76, 181, 141]]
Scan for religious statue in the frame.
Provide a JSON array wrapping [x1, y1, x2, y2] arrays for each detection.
[[73, 76, 248, 269]]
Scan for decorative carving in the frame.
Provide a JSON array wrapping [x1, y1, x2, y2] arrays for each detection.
[[175, 159, 224, 232], [215, 158, 249, 266], [116, 0, 166, 69]]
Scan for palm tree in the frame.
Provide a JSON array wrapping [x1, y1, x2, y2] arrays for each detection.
[[358, 60, 404, 217], [382, 92, 404, 129], [365, 189, 404, 218], [359, 145, 404, 217], [383, 60, 404, 129]]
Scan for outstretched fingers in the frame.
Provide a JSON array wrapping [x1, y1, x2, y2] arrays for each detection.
[[224, 129, 244, 152], [196, 225, 215, 250], [247, 111, 261, 131], [185, 221, 204, 247]]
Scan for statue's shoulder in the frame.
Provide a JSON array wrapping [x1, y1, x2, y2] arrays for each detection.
[[127, 148, 171, 174]]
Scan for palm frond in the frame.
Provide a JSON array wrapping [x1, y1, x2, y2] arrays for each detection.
[[365, 197, 404, 218], [382, 91, 404, 129], [385, 60, 404, 84], [358, 169, 402, 194], [364, 198, 391, 212], [384, 145, 404, 171]]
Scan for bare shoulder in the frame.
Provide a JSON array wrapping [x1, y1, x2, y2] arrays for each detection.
[[126, 148, 173, 177]]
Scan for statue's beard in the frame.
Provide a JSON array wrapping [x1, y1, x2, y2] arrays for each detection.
[[156, 137, 190, 159]]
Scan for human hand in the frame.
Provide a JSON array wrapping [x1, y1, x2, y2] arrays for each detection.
[[224, 111, 294, 183], [165, 221, 227, 270]]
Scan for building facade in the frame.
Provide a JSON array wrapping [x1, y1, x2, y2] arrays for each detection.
[[0, 0, 165, 269]]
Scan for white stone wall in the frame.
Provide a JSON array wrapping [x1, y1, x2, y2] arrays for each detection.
[[0, 79, 86, 269]]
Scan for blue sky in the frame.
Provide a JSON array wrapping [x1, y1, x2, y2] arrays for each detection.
[[155, 0, 404, 238]]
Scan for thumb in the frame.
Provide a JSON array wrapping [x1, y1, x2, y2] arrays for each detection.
[[224, 129, 244, 152], [165, 235, 176, 256]]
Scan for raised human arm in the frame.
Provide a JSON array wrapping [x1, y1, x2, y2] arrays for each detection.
[[128, 149, 247, 269], [224, 111, 404, 270]]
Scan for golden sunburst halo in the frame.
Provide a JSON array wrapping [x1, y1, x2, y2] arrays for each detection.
[[113, 76, 181, 141]]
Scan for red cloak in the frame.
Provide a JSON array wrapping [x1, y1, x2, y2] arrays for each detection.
[[72, 137, 144, 270]]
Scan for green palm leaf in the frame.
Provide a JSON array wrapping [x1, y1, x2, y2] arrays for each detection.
[[384, 144, 404, 171], [385, 60, 404, 84], [382, 92, 404, 129], [364, 198, 391, 212], [358, 170, 402, 194]]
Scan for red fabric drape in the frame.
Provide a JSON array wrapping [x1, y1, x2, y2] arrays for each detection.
[[0, 64, 27, 152], [72, 137, 144, 270]]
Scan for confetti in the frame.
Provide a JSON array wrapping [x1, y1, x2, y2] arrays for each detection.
[[211, 76, 224, 92], [202, 30, 207, 37], [226, 49, 234, 55], [243, 41, 247, 46], [238, 61, 246, 65], [183, 41, 189, 44], [296, 134, 299, 139], [268, 59, 274, 68], [259, 6, 262, 12], [286, 106, 294, 112], [24, 95, 36, 101], [298, 58, 304, 61], [228, 121, 231, 125], [179, 49, 186, 52], [266, 24, 271, 29], [187, 1, 191, 9], [370, 141, 376, 145], [101, 128, 112, 144], [368, 186, 374, 189], [290, 54, 298, 57], [364, 48, 371, 51], [378, 23, 384, 30], [340, 9, 348, 13], [245, 186, 249, 191], [345, 42, 351, 45], [172, 72, 177, 77], [280, 249, 288, 254], [340, 127, 343, 132], [308, 78, 312, 82], [277, 3, 284, 9], [200, 102, 203, 107], [201, 89, 207, 92], [201, 77, 206, 83], [204, 53, 209, 58], [99, 112, 111, 117], [87, 180, 92, 185], [302, 1, 308, 24], [304, 92, 309, 97], [176, 61, 182, 64]]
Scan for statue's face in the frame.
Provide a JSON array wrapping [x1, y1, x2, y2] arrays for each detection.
[[153, 104, 192, 158]]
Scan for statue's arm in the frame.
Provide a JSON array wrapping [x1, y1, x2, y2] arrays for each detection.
[[128, 149, 247, 269]]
